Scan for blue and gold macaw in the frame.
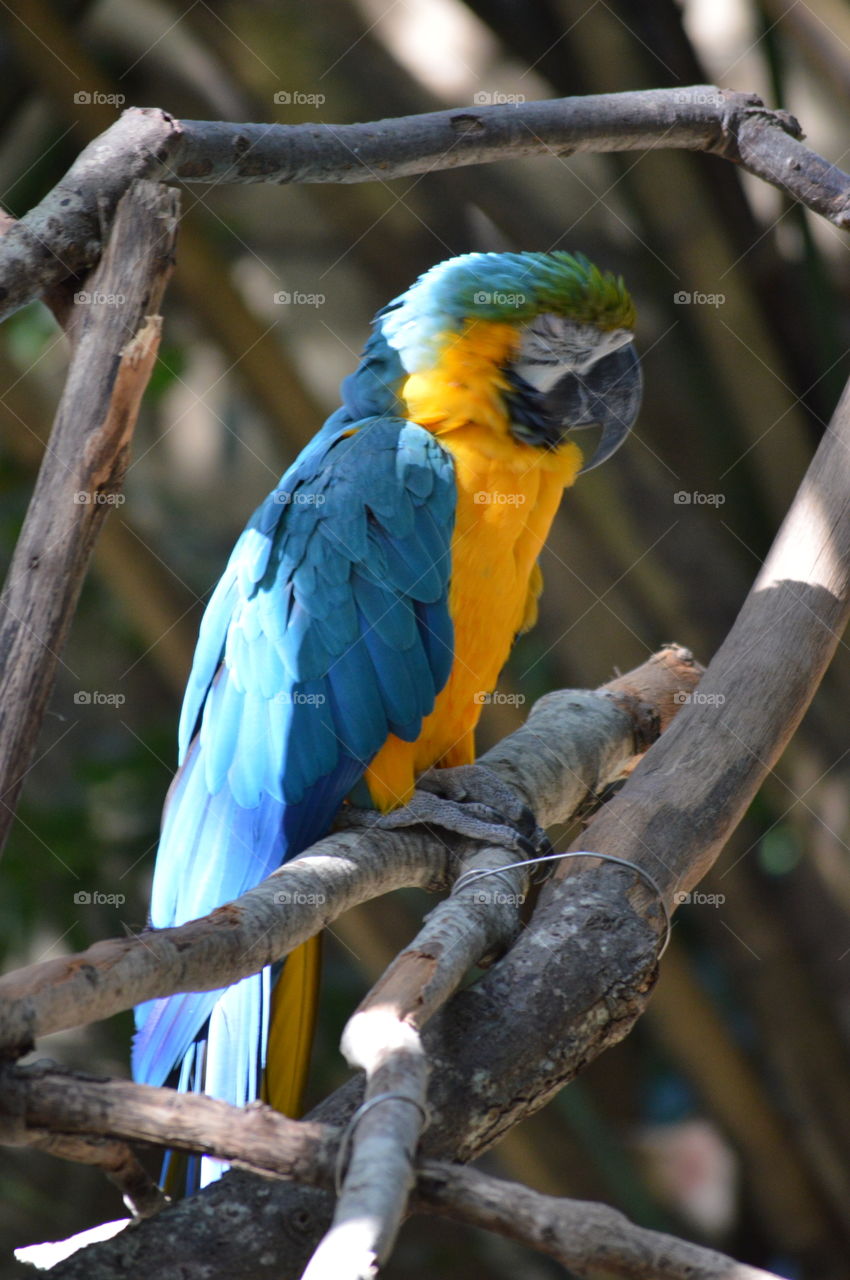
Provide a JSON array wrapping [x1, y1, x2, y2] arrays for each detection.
[[133, 251, 641, 1188]]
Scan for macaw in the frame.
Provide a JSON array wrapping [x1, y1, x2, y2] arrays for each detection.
[[132, 251, 641, 1189]]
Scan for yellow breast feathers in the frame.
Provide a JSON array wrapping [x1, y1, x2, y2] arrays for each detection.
[[364, 320, 582, 811]]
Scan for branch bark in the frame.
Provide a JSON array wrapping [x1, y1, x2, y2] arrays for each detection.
[[5, 85, 850, 1280], [0, 647, 696, 1057], [41, 369, 850, 1279], [1, 87, 847, 321], [22, 1133, 166, 1221], [415, 1163, 784, 1280], [303, 1023, 428, 1280], [0, 1062, 336, 1185], [0, 178, 178, 855], [3, 1063, 784, 1280], [554, 381, 850, 906]]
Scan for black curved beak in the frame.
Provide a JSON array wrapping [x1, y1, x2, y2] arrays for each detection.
[[547, 341, 642, 472]]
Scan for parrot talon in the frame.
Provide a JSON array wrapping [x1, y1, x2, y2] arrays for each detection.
[[340, 765, 552, 862]]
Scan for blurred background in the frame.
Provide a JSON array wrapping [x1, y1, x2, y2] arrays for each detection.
[[2, 0, 850, 1276]]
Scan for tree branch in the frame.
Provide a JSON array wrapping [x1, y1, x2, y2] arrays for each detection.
[[319, 797, 554, 1276], [3, 1063, 784, 1280], [0, 647, 696, 1058], [1, 87, 847, 322], [554, 379, 850, 908], [46, 369, 850, 1280], [0, 1062, 336, 1185], [415, 1163, 784, 1280], [303, 1023, 428, 1280], [0, 178, 178, 856], [23, 1133, 166, 1221], [5, 84, 849, 1280]]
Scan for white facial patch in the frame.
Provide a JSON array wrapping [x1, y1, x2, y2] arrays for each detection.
[[514, 314, 633, 393]]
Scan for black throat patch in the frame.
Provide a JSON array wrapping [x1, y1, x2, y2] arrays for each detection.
[[501, 367, 565, 450]]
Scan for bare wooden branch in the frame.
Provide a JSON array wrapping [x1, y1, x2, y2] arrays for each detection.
[[318, 814, 543, 1273], [0, 826, 440, 1058], [415, 1163, 784, 1280], [3, 1063, 783, 1280], [0, 1062, 336, 1184], [0, 648, 694, 1058], [393, 379, 850, 1174], [66, 367, 850, 1280], [320, 755, 576, 1275], [0, 88, 847, 321], [0, 178, 178, 855], [304, 1021, 428, 1280], [25, 1133, 167, 1220], [555, 380, 850, 910], [0, 651, 697, 1279]]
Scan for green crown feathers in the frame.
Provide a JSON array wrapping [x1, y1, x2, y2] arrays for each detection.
[[380, 251, 636, 371]]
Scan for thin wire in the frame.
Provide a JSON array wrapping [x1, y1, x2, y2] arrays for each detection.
[[451, 850, 672, 958], [334, 1092, 430, 1195], [334, 856, 671, 1192]]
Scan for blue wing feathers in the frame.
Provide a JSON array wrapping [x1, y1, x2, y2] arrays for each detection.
[[200, 672, 244, 795], [133, 409, 457, 1177], [177, 575, 237, 762], [228, 692, 268, 809], [250, 631, 286, 700], [325, 644, 389, 762], [281, 601, 336, 683], [280, 755, 363, 851], [351, 572, 418, 649], [415, 598, 455, 690], [368, 485, 415, 536], [375, 526, 445, 601], [317, 511, 369, 562], [314, 545, 350, 587], [415, 504, 453, 573], [281, 679, 338, 803], [361, 621, 433, 740], [311, 595, 359, 655]]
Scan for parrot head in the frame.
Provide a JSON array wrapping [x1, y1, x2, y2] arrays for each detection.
[[379, 250, 641, 471]]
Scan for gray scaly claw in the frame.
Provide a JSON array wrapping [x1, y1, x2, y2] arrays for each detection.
[[340, 764, 552, 860]]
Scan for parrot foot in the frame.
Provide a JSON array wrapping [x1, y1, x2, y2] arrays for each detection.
[[341, 764, 552, 861]]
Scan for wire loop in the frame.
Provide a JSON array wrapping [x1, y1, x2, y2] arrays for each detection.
[[335, 1092, 430, 1194], [451, 850, 672, 957]]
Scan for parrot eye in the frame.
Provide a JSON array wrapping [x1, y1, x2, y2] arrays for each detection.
[[514, 313, 633, 394]]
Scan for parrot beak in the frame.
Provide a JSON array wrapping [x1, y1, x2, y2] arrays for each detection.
[[547, 340, 642, 472]]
